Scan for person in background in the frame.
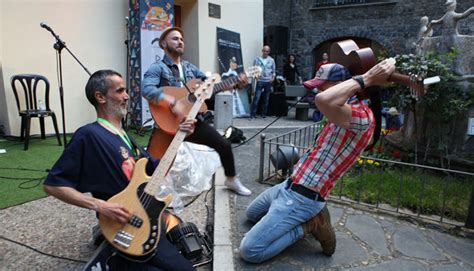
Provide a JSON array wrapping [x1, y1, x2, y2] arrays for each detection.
[[250, 45, 276, 119], [283, 54, 302, 85], [314, 52, 332, 77]]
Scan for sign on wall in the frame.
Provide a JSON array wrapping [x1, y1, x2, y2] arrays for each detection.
[[129, 0, 174, 127], [216, 27, 249, 117]]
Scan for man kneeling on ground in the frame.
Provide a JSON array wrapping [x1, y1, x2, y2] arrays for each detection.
[[239, 60, 395, 263]]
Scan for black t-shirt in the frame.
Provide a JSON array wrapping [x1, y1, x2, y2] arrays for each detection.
[[44, 122, 147, 200]]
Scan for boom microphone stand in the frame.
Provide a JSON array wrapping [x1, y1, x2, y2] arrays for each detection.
[[40, 22, 91, 147]]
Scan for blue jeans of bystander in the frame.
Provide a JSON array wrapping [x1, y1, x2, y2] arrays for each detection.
[[250, 81, 272, 118]]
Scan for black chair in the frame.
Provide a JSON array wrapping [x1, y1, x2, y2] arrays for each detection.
[[11, 74, 62, 150]]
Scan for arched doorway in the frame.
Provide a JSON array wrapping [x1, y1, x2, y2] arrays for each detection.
[[312, 37, 387, 77]]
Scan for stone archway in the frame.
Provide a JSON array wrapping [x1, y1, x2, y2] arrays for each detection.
[[312, 37, 387, 77]]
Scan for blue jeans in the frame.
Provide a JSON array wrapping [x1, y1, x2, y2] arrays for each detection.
[[239, 180, 326, 263], [250, 81, 272, 117]]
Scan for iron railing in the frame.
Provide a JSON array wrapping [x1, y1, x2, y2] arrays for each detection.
[[313, 0, 396, 7], [259, 123, 474, 228]]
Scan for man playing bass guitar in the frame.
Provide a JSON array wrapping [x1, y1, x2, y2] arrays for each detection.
[[142, 27, 252, 196], [44, 70, 197, 270]]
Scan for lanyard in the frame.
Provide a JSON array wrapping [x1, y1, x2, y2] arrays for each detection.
[[97, 118, 134, 153]]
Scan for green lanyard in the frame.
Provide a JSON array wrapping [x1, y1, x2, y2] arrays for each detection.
[[97, 118, 134, 154]]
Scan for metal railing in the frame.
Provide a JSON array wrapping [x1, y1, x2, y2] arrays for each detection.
[[259, 124, 474, 228], [259, 123, 323, 183], [312, 0, 395, 7]]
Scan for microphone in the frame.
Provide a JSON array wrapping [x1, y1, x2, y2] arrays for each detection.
[[40, 22, 53, 32]]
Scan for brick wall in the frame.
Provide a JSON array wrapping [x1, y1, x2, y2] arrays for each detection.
[[264, 0, 474, 79]]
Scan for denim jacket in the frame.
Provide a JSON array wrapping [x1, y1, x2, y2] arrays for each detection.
[[142, 54, 206, 103], [253, 56, 275, 83]]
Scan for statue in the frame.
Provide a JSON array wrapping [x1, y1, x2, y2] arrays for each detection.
[[420, 0, 474, 76], [430, 0, 474, 36], [418, 16, 433, 40]]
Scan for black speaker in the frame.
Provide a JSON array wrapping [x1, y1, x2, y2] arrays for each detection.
[[264, 25, 288, 55]]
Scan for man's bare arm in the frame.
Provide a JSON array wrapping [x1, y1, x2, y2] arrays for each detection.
[[44, 185, 131, 224], [315, 59, 395, 129]]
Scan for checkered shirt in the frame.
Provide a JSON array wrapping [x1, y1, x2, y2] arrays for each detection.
[[291, 97, 375, 199]]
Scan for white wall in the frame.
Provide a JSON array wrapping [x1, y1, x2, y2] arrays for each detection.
[[0, 0, 9, 135], [0, 0, 263, 137], [176, 0, 263, 74], [0, 0, 128, 136], [177, 0, 200, 66]]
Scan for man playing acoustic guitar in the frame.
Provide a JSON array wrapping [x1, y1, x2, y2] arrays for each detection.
[[142, 27, 252, 196], [44, 70, 196, 270]]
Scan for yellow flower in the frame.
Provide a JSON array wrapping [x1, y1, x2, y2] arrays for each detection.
[[374, 162, 380, 166], [357, 158, 364, 165], [367, 159, 374, 165]]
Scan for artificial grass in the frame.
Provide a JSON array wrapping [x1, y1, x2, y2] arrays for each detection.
[[0, 129, 152, 209]]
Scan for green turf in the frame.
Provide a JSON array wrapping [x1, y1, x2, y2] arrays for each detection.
[[0, 129, 152, 209]]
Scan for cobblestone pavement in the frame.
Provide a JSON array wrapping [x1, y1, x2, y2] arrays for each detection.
[[228, 117, 474, 271], [0, 191, 212, 270]]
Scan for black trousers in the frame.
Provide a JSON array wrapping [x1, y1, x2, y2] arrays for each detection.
[[185, 120, 236, 177]]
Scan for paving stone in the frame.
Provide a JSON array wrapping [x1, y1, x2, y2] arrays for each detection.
[[347, 258, 427, 271], [432, 263, 471, 271], [327, 205, 344, 226], [393, 225, 445, 260], [234, 231, 368, 270], [346, 214, 390, 256], [428, 229, 474, 266], [377, 215, 399, 234]]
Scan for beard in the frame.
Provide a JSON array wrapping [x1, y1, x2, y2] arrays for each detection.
[[165, 42, 184, 56], [106, 99, 128, 119]]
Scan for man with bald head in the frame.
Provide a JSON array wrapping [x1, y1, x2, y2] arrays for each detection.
[[250, 45, 276, 119]]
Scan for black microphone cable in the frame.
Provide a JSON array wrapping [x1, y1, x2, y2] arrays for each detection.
[[0, 235, 87, 263]]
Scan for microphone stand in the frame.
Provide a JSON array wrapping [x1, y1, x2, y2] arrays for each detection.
[[42, 24, 91, 147], [123, 17, 131, 130]]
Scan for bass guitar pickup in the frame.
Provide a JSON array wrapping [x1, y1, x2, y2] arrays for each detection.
[[113, 230, 134, 248]]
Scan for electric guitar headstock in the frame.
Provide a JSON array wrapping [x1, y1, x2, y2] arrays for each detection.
[[246, 66, 262, 80], [195, 73, 222, 102]]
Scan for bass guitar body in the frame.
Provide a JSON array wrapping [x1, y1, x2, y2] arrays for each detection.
[[99, 158, 172, 259], [149, 79, 207, 136]]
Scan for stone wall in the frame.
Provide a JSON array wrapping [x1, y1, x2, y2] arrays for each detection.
[[264, 0, 474, 79]]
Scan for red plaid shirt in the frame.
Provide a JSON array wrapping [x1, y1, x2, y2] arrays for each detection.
[[291, 97, 375, 199]]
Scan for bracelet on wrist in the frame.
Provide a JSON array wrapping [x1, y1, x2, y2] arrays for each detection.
[[352, 75, 365, 91]]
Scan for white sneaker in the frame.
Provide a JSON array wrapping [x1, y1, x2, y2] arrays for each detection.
[[224, 178, 252, 196]]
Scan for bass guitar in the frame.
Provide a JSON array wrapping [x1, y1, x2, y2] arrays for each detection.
[[149, 66, 261, 135], [99, 74, 219, 259]]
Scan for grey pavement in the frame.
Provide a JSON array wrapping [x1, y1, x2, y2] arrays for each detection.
[[214, 110, 474, 271], [1, 109, 474, 270]]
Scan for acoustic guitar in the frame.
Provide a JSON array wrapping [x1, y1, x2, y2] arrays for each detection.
[[98, 75, 219, 260], [329, 39, 439, 98], [149, 66, 261, 136]]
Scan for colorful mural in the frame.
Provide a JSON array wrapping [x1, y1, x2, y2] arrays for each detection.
[[128, 0, 174, 128]]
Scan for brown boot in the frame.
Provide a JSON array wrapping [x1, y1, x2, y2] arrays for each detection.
[[303, 205, 336, 256]]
